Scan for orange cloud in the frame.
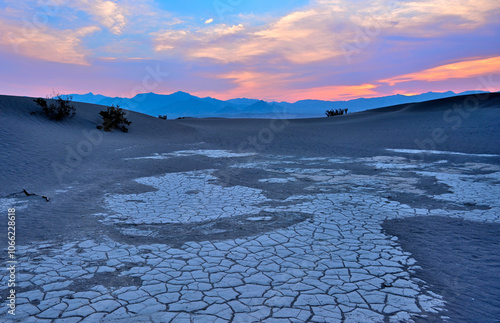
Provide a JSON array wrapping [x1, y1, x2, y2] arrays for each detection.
[[153, 0, 500, 65], [380, 56, 500, 86], [195, 71, 297, 100], [0, 19, 99, 65], [194, 69, 379, 102]]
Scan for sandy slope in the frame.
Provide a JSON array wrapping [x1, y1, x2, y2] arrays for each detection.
[[0, 95, 199, 195], [0, 92, 499, 238]]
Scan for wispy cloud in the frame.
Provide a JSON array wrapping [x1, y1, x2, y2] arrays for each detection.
[[380, 56, 500, 86], [387, 0, 500, 36], [153, 23, 245, 53], [152, 0, 500, 65], [72, 0, 183, 35], [74, 0, 127, 34], [0, 18, 99, 65]]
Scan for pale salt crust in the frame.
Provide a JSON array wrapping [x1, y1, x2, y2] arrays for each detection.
[[386, 148, 499, 157], [125, 149, 257, 160], [2, 150, 499, 322]]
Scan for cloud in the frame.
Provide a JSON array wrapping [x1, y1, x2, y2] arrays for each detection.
[[193, 70, 379, 102], [379, 56, 500, 86], [153, 0, 500, 65], [205, 18, 214, 24], [153, 24, 245, 53], [192, 70, 297, 100], [386, 0, 500, 36], [154, 3, 347, 64], [0, 19, 99, 65], [74, 0, 127, 34], [0, 0, 182, 61]]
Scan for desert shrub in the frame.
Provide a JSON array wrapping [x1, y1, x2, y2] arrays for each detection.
[[158, 114, 167, 120], [98, 105, 132, 132], [33, 94, 76, 120], [325, 108, 348, 117]]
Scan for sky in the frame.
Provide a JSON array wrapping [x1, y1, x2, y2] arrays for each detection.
[[0, 0, 500, 102]]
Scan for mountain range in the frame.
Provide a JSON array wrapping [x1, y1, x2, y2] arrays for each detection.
[[67, 90, 488, 119]]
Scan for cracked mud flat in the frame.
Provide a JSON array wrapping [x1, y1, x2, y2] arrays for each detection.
[[1, 149, 500, 322]]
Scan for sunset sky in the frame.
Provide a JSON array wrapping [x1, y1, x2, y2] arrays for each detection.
[[1, 0, 499, 102]]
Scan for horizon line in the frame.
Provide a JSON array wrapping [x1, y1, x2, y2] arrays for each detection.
[[59, 89, 492, 104]]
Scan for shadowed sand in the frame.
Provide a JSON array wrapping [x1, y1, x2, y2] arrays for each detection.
[[383, 216, 500, 322]]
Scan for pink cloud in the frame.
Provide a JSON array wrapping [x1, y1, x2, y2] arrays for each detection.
[[193, 70, 379, 102], [0, 19, 99, 65], [380, 56, 500, 86]]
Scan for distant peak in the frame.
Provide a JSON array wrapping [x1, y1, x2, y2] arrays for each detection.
[[250, 100, 269, 105]]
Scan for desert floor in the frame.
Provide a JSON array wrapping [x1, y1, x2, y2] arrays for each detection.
[[0, 93, 499, 322]]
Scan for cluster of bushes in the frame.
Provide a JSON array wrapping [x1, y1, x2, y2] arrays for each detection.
[[325, 108, 348, 117], [33, 93, 132, 132], [158, 114, 167, 120]]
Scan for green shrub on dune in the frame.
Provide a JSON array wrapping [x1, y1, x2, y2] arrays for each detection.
[[98, 105, 132, 132]]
